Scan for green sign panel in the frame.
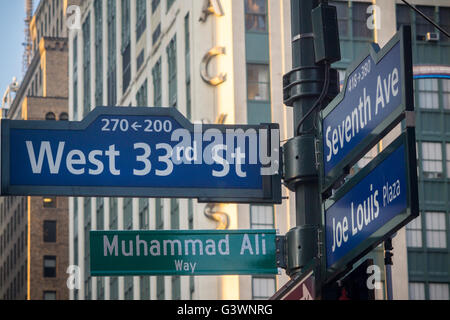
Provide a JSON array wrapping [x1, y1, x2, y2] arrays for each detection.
[[90, 230, 278, 276]]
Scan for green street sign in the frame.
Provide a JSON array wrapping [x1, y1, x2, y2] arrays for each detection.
[[90, 229, 278, 276]]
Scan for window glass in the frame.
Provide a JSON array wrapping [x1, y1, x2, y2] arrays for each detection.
[[417, 79, 439, 109], [352, 2, 372, 38], [45, 112, 56, 120], [43, 220, 57, 243], [252, 277, 276, 300], [247, 64, 270, 101], [409, 282, 425, 300], [245, 0, 267, 32], [250, 206, 274, 229], [416, 6, 435, 37], [59, 112, 69, 121], [429, 283, 449, 300], [421, 142, 443, 178], [425, 212, 447, 248], [43, 256, 56, 277], [396, 4, 411, 30], [43, 197, 56, 208], [439, 7, 450, 42], [406, 216, 422, 248], [442, 79, 450, 110], [43, 291, 56, 300]]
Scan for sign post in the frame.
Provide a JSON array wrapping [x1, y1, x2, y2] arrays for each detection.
[[0, 106, 281, 204]]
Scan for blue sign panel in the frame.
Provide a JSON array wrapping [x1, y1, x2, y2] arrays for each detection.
[[321, 27, 413, 192], [1, 107, 281, 203], [324, 128, 418, 274]]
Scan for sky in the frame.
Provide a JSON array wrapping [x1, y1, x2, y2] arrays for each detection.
[[0, 0, 39, 104]]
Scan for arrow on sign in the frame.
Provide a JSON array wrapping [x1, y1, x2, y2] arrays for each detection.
[[131, 121, 142, 131]]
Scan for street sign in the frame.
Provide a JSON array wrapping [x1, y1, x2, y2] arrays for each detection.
[[269, 268, 315, 300], [320, 26, 413, 192], [0, 106, 281, 203], [90, 229, 278, 276], [323, 127, 418, 281]]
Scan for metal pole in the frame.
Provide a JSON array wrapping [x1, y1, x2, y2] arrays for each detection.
[[384, 238, 394, 300], [283, 0, 339, 278]]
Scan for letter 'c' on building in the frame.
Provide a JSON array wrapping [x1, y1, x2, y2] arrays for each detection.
[[201, 46, 227, 86]]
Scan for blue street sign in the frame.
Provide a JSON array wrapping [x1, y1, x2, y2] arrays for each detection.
[[0, 107, 281, 204], [323, 128, 418, 278], [321, 26, 413, 192]]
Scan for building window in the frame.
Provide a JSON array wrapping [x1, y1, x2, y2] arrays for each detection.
[[447, 143, 450, 178], [43, 256, 56, 278], [185, 14, 191, 120], [332, 1, 349, 37], [136, 0, 146, 41], [155, 198, 163, 230], [107, 0, 117, 106], [139, 198, 149, 230], [425, 212, 447, 249], [421, 142, 443, 178], [110, 277, 118, 300], [95, 0, 103, 107], [351, 2, 373, 39], [45, 112, 56, 120], [136, 80, 148, 106], [110, 198, 118, 229], [43, 220, 57, 243], [443, 79, 450, 110], [43, 291, 56, 300], [123, 198, 133, 230], [73, 35, 78, 120], [122, 0, 131, 93], [152, 0, 160, 13], [245, 0, 267, 32], [170, 198, 179, 230], [83, 14, 91, 117], [415, 6, 435, 40], [124, 276, 133, 300], [59, 112, 69, 121], [152, 23, 161, 45], [152, 58, 162, 106], [167, 0, 175, 12], [96, 197, 104, 230], [97, 277, 104, 300], [172, 275, 181, 300], [137, 49, 144, 71], [247, 64, 270, 101], [252, 277, 276, 300], [167, 35, 177, 107], [396, 4, 411, 31], [188, 199, 193, 230], [250, 205, 274, 229], [157, 276, 164, 300], [140, 276, 150, 300], [406, 216, 422, 248], [409, 282, 425, 300], [43, 197, 56, 208], [429, 283, 449, 300], [417, 79, 439, 110], [439, 7, 450, 42]]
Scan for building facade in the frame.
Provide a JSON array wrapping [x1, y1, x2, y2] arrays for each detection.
[[68, 0, 450, 300], [68, 0, 295, 300], [0, 0, 77, 300]]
